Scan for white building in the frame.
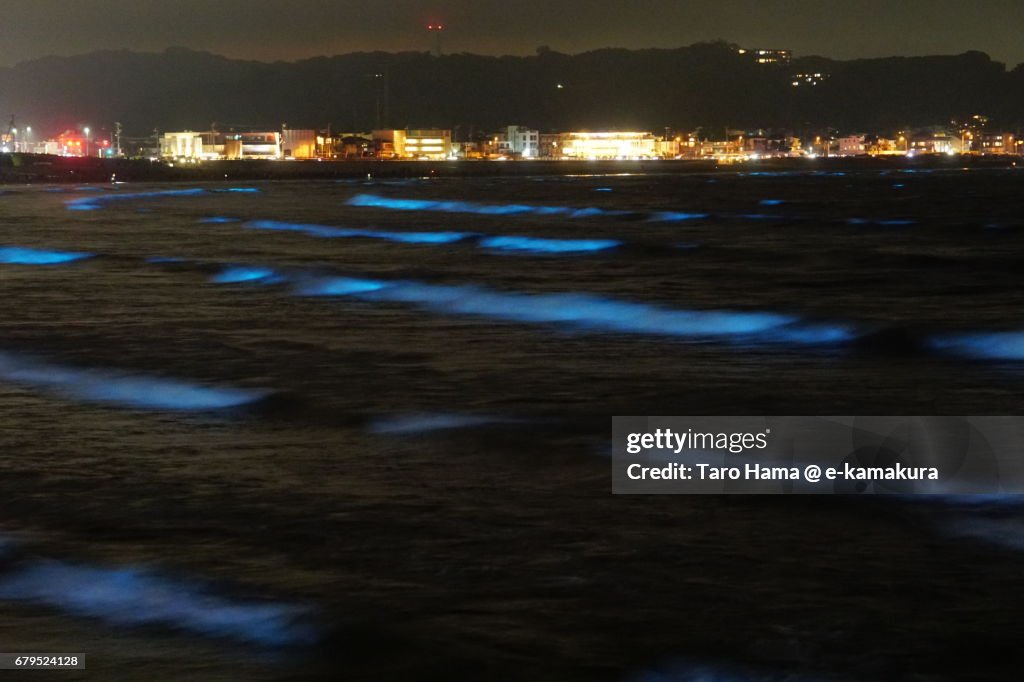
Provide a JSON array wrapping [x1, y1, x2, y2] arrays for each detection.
[[161, 132, 205, 159], [497, 126, 540, 158], [160, 131, 227, 160]]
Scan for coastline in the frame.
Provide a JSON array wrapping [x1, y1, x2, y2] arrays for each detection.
[[2, 152, 1022, 184]]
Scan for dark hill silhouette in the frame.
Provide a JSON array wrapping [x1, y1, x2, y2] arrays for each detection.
[[1, 42, 1021, 136]]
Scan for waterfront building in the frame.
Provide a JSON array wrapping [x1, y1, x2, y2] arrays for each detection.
[[557, 131, 658, 159], [282, 128, 318, 159], [495, 126, 540, 158], [909, 133, 961, 155], [372, 129, 452, 159], [160, 132, 205, 160], [222, 132, 283, 160], [836, 135, 867, 156], [978, 132, 1015, 154]]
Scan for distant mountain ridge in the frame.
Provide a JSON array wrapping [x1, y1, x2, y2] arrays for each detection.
[[1, 42, 1021, 137]]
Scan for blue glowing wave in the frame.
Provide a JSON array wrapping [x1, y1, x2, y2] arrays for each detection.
[[0, 559, 316, 646], [369, 413, 522, 435], [199, 216, 241, 224], [0, 246, 93, 265], [929, 331, 1024, 360], [478, 235, 621, 254], [66, 188, 207, 211], [648, 211, 710, 222], [245, 220, 620, 254], [211, 266, 283, 284], [347, 193, 614, 218], [848, 218, 916, 227], [291, 276, 854, 345], [348, 192, 806, 226], [245, 220, 471, 244], [0, 352, 269, 410]]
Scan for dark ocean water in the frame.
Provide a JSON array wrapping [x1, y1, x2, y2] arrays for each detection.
[[2, 168, 1024, 681]]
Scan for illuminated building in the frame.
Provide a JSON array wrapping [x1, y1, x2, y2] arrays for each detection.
[[373, 129, 452, 160], [836, 135, 867, 156], [161, 132, 205, 159], [56, 130, 87, 157], [557, 132, 657, 160], [656, 137, 681, 158], [160, 131, 226, 160], [222, 132, 282, 160], [978, 132, 1014, 154], [791, 72, 829, 87], [909, 134, 961, 155], [737, 48, 792, 65], [495, 126, 540, 158], [332, 135, 372, 159], [868, 138, 900, 155], [282, 128, 317, 159]]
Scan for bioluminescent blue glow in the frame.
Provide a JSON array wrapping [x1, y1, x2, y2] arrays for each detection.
[[0, 246, 93, 265], [347, 193, 614, 218], [0, 351, 268, 410], [369, 413, 518, 435], [245, 220, 471, 244], [244, 220, 620, 253], [649, 211, 710, 222], [199, 216, 240, 224], [211, 266, 281, 284], [146, 256, 186, 264], [294, 277, 386, 296], [212, 187, 261, 193], [759, 199, 784, 206], [929, 331, 1024, 360], [296, 277, 854, 345], [0, 560, 316, 646], [478, 235, 621, 254], [847, 218, 916, 227], [66, 188, 207, 211], [594, 187, 613, 192]]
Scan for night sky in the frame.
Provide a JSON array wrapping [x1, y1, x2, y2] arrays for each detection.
[[3, 0, 1024, 67]]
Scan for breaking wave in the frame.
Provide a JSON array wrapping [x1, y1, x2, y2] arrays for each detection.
[[0, 351, 269, 411]]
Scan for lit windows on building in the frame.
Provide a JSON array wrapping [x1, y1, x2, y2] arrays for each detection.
[[979, 133, 1014, 154], [738, 48, 792, 65], [495, 126, 540, 158], [791, 72, 829, 87], [557, 132, 658, 160], [373, 129, 452, 159]]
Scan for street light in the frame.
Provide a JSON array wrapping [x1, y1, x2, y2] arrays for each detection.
[[84, 127, 91, 157]]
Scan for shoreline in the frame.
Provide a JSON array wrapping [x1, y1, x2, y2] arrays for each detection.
[[1, 152, 1021, 184]]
